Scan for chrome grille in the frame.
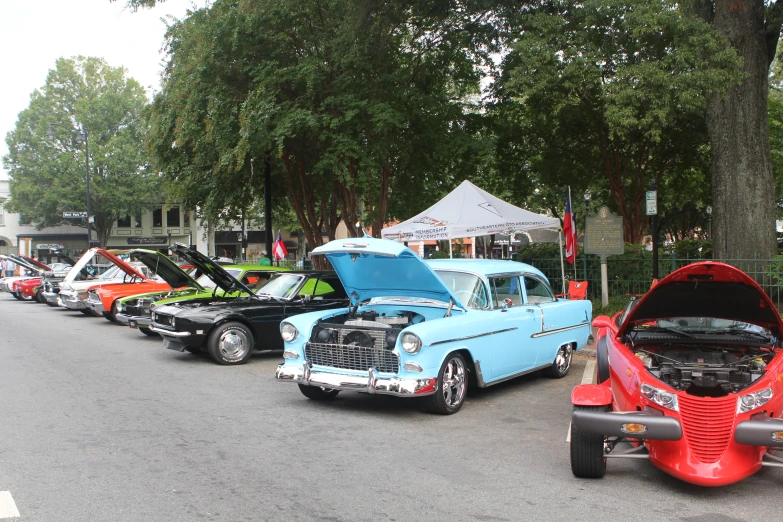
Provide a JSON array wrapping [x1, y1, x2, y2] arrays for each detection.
[[305, 342, 399, 373], [153, 313, 173, 326]]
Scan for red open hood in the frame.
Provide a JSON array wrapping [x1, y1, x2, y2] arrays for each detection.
[[18, 255, 51, 271], [617, 261, 783, 337], [97, 249, 146, 279]]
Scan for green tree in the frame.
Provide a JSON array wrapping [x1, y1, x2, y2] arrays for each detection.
[[492, 0, 741, 243], [3, 57, 161, 247], [693, 0, 783, 260], [148, 0, 495, 253]]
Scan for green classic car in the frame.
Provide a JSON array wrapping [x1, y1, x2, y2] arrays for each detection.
[[116, 245, 288, 336]]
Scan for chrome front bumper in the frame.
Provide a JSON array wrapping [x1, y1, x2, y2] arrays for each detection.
[[42, 291, 59, 305], [116, 313, 151, 327], [86, 300, 105, 314], [149, 326, 191, 337], [58, 291, 87, 310], [275, 362, 437, 397]]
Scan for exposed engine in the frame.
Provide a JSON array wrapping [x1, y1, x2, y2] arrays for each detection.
[[306, 310, 425, 373], [637, 345, 773, 396]]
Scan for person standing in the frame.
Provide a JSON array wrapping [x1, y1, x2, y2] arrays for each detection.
[[258, 250, 272, 266], [4, 258, 15, 277]]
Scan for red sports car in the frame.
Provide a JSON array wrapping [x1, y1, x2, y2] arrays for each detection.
[[570, 261, 783, 486]]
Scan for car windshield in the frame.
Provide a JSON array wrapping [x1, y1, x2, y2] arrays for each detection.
[[195, 268, 242, 289], [100, 266, 121, 279], [256, 274, 305, 298], [435, 270, 489, 309]]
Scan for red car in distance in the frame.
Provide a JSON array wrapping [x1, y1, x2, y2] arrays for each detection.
[[570, 262, 783, 486]]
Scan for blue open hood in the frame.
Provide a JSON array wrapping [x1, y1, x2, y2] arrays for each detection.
[[311, 237, 466, 308]]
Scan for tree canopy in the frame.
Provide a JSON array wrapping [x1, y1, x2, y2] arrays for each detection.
[[148, 0, 496, 250], [3, 56, 161, 247]]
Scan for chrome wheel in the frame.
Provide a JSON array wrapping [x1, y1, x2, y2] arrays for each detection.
[[441, 356, 466, 408], [218, 327, 251, 361], [555, 344, 573, 375]]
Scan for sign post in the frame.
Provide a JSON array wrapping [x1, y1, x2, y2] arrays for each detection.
[[585, 206, 624, 307], [647, 183, 658, 279]]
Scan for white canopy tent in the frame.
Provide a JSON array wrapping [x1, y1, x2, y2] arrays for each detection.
[[381, 180, 567, 291]]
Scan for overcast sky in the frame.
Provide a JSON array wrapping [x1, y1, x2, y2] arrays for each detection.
[[0, 0, 201, 180]]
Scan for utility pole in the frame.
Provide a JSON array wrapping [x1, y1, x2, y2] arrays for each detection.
[[264, 153, 273, 259]]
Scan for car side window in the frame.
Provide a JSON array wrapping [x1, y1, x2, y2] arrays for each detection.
[[242, 271, 273, 291], [308, 277, 348, 300], [489, 276, 522, 308], [523, 276, 555, 304]]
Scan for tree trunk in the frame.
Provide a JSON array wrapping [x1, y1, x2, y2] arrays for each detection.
[[706, 0, 777, 260]]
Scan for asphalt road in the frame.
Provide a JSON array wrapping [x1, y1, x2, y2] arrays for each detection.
[[0, 297, 777, 521]]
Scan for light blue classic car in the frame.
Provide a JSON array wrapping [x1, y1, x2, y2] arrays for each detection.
[[274, 237, 592, 414]]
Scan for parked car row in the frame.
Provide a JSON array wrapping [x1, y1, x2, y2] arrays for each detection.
[[4, 236, 782, 486]]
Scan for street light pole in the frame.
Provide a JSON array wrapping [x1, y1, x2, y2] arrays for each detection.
[[583, 190, 591, 281], [77, 130, 92, 249]]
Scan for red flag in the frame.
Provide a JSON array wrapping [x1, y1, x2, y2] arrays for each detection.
[[564, 188, 577, 264], [273, 231, 289, 260]]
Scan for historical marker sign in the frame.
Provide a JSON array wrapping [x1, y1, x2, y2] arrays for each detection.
[[127, 237, 167, 245], [585, 206, 624, 258], [63, 211, 88, 218]]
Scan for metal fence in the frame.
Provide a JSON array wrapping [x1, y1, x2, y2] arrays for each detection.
[[518, 253, 783, 310]]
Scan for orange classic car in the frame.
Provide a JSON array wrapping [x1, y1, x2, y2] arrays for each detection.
[[86, 248, 199, 322]]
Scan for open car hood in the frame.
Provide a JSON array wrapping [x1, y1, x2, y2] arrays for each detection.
[[129, 249, 203, 291], [169, 243, 254, 295], [311, 237, 467, 308], [617, 261, 783, 337], [6, 255, 48, 274], [15, 255, 51, 271], [64, 248, 146, 285]]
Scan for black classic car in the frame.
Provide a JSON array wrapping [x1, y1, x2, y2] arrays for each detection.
[[149, 252, 349, 365]]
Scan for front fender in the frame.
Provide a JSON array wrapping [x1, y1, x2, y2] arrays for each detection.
[[571, 383, 613, 407]]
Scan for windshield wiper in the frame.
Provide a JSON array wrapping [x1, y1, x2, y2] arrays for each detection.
[[633, 325, 696, 338]]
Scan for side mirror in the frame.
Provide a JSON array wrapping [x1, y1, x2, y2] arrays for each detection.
[[592, 315, 613, 329]]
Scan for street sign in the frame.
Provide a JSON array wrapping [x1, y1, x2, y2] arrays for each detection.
[[63, 211, 88, 218], [88, 216, 95, 224], [646, 190, 657, 216]]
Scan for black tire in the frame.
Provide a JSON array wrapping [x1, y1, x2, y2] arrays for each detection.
[[36, 289, 46, 303], [139, 327, 159, 337], [423, 352, 468, 415], [298, 384, 340, 400], [206, 321, 254, 365], [596, 336, 610, 383], [570, 405, 608, 479], [545, 343, 573, 378]]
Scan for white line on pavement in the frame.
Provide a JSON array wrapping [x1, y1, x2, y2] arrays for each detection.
[[567, 359, 598, 443], [0, 491, 20, 519]]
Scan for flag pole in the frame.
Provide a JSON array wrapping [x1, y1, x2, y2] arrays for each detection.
[[558, 229, 566, 294]]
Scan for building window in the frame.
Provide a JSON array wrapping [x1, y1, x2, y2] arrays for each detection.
[[117, 215, 131, 228], [153, 208, 163, 228], [0, 240, 6, 246], [134, 216, 141, 228], [183, 210, 190, 228], [167, 206, 180, 227], [0, 203, 4, 226], [19, 214, 31, 225]]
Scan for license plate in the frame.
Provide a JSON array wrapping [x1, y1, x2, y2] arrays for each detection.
[[129, 320, 138, 329]]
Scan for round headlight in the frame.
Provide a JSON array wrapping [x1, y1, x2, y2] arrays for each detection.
[[400, 332, 422, 354], [281, 322, 299, 342]]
